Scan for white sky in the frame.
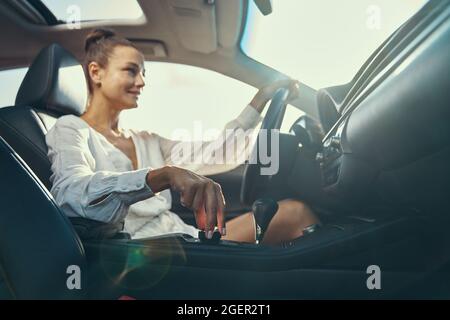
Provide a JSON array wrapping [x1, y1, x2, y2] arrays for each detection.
[[242, 0, 428, 89]]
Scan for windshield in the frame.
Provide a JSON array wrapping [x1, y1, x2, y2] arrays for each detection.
[[241, 0, 428, 89]]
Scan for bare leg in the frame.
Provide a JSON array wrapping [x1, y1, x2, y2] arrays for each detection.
[[222, 199, 320, 245]]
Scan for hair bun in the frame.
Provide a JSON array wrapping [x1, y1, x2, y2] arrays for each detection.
[[84, 28, 116, 52]]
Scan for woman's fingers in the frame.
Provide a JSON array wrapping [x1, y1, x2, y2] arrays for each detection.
[[191, 181, 219, 237], [192, 184, 207, 231], [274, 79, 295, 90], [275, 79, 300, 100], [288, 80, 301, 100], [204, 182, 218, 237], [190, 182, 205, 230], [168, 167, 226, 238], [215, 184, 226, 236], [191, 183, 205, 212], [264, 79, 300, 100], [196, 181, 226, 238], [194, 205, 206, 231]]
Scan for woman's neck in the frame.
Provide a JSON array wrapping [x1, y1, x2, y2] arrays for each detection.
[[81, 94, 122, 135]]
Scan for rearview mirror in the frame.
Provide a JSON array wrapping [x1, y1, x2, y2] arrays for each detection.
[[253, 0, 272, 16]]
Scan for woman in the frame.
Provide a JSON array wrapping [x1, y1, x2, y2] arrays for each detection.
[[46, 28, 320, 244]]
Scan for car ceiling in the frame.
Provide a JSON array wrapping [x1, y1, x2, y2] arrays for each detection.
[[0, 0, 245, 66]]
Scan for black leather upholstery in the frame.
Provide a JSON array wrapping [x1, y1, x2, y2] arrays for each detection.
[[322, 10, 450, 213], [0, 106, 56, 189], [15, 44, 87, 115], [0, 136, 86, 299], [0, 43, 90, 299], [0, 44, 87, 189], [316, 83, 351, 133]]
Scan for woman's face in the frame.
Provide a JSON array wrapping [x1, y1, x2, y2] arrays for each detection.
[[92, 45, 146, 110]]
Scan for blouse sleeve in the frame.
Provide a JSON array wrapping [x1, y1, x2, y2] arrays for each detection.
[[46, 116, 155, 224], [156, 104, 263, 175]]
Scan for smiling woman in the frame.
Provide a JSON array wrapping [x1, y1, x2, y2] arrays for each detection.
[[44, 28, 320, 243]]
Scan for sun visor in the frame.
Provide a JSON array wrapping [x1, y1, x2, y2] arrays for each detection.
[[167, 0, 243, 54], [167, 0, 217, 54]]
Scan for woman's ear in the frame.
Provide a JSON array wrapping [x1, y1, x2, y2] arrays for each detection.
[[88, 61, 103, 88]]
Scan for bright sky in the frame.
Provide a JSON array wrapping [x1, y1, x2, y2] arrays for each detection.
[[242, 0, 428, 89]]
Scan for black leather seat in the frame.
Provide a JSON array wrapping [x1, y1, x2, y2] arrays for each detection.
[[0, 136, 86, 299], [0, 43, 88, 190], [0, 44, 89, 299]]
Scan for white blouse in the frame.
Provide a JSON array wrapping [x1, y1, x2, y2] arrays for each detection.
[[45, 105, 262, 239]]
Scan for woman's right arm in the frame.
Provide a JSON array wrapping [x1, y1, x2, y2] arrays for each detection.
[[47, 117, 226, 236], [46, 117, 155, 224]]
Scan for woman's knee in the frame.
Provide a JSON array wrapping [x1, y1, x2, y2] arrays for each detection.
[[278, 198, 319, 225], [279, 198, 305, 212]]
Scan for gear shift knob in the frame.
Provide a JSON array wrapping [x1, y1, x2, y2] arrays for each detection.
[[252, 198, 279, 243]]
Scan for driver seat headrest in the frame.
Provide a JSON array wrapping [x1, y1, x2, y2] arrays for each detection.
[[15, 43, 88, 116], [0, 44, 88, 190]]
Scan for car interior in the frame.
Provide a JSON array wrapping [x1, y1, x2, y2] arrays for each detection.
[[0, 0, 449, 299]]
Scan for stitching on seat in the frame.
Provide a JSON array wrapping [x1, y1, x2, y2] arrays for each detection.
[[0, 115, 51, 167], [43, 46, 56, 110], [31, 109, 49, 134]]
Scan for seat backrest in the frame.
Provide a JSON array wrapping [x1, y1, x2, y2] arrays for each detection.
[[0, 43, 88, 189], [0, 135, 86, 299], [0, 44, 89, 298], [0, 43, 131, 241]]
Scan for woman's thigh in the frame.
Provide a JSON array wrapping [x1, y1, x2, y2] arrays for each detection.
[[221, 211, 256, 243], [222, 199, 320, 245]]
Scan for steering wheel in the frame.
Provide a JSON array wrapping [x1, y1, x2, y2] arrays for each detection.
[[240, 88, 290, 206]]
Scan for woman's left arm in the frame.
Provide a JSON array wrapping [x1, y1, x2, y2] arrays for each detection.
[[157, 79, 300, 175]]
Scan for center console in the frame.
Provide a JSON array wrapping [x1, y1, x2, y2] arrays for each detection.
[[82, 209, 425, 273]]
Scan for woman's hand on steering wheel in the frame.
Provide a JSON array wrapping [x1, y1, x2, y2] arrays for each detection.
[[250, 79, 301, 112]]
